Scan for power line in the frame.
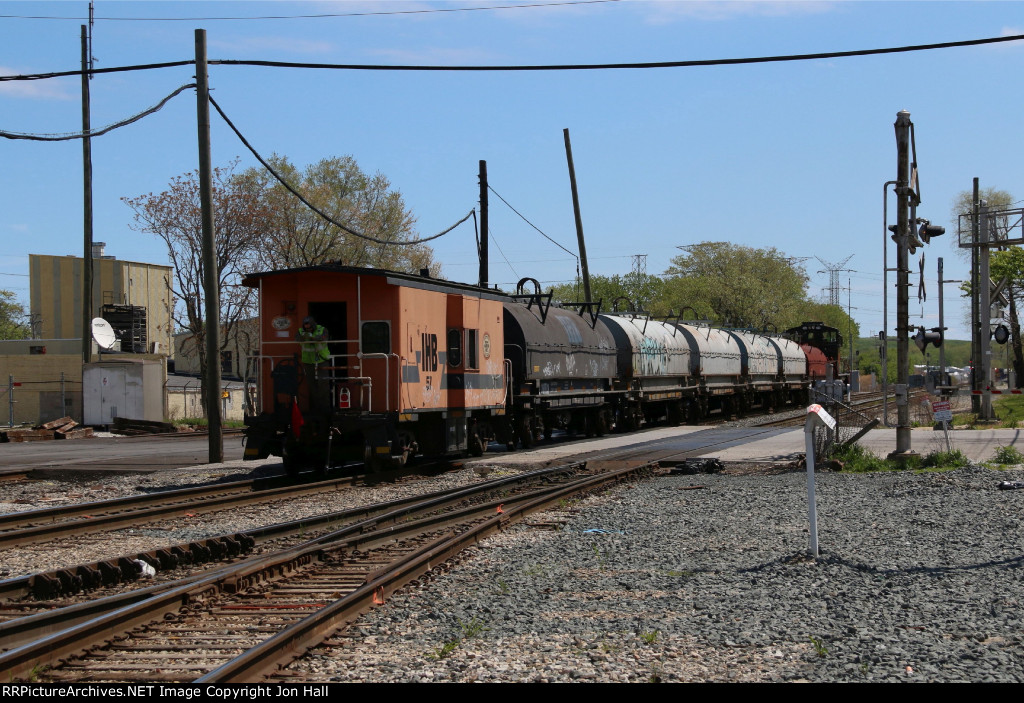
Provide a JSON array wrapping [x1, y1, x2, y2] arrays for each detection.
[[0, 1, 620, 22], [0, 83, 194, 141], [487, 185, 578, 258], [4, 32, 1023, 82], [208, 94, 473, 248]]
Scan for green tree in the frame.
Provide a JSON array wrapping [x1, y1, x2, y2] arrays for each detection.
[[123, 161, 265, 402], [238, 155, 437, 274], [662, 242, 808, 328], [550, 272, 666, 314], [0, 290, 29, 340]]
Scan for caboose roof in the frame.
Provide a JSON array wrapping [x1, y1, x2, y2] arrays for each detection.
[[241, 263, 510, 302]]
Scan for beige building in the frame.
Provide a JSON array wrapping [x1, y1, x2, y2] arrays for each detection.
[[174, 318, 259, 380], [29, 243, 174, 356]]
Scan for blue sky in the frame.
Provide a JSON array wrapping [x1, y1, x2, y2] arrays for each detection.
[[3, 0, 1024, 343]]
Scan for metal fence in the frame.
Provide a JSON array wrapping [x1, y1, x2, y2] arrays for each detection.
[[4, 374, 80, 428], [811, 387, 875, 461]]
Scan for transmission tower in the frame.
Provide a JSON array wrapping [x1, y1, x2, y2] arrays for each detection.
[[631, 253, 647, 277], [815, 255, 854, 307]]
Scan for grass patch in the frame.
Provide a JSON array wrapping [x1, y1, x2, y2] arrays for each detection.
[[173, 417, 246, 429], [919, 449, 969, 470], [830, 444, 969, 473], [829, 443, 892, 473], [992, 445, 1024, 465]]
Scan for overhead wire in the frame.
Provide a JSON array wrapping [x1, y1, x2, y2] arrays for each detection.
[[3, 33, 1023, 82], [487, 184, 577, 259], [0, 83, 195, 141], [207, 94, 474, 247], [0, 1, 620, 22]]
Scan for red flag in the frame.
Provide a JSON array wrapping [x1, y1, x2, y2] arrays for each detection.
[[291, 397, 304, 438]]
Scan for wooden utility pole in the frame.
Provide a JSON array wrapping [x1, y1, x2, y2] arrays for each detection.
[[195, 29, 223, 463], [81, 25, 94, 368], [479, 160, 488, 289], [563, 128, 592, 303]]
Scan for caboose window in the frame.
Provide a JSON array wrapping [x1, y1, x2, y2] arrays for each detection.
[[447, 329, 462, 367], [362, 321, 390, 354], [465, 329, 479, 370]]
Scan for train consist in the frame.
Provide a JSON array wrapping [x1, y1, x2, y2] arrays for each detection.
[[242, 264, 840, 472]]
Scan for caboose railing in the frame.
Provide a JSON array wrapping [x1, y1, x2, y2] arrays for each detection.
[[251, 339, 399, 414]]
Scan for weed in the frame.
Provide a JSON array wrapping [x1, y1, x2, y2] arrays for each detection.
[[860, 661, 871, 676], [830, 443, 892, 473], [992, 444, 1024, 465], [666, 569, 694, 578], [640, 630, 660, 645], [430, 640, 460, 660], [495, 579, 509, 594], [523, 564, 544, 577], [459, 617, 489, 639], [920, 449, 969, 469], [809, 636, 828, 658]]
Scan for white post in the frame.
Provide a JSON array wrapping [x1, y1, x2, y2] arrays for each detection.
[[804, 404, 836, 558]]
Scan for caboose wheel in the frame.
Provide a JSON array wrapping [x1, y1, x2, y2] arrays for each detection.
[[282, 444, 304, 477]]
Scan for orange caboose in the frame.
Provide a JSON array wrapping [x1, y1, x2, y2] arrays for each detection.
[[242, 265, 507, 473]]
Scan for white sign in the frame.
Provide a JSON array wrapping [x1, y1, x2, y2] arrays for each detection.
[[932, 400, 953, 422], [806, 404, 836, 430]]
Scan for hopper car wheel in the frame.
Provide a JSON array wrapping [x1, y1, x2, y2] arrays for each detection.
[[517, 416, 534, 449]]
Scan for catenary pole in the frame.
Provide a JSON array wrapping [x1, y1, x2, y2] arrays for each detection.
[[195, 29, 223, 463]]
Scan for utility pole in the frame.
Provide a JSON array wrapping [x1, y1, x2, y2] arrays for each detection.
[[478, 160, 488, 289], [971, 178, 980, 413], [815, 255, 854, 307], [979, 206, 994, 420], [563, 128, 592, 303], [80, 22, 94, 369], [195, 29, 222, 463], [892, 111, 913, 457]]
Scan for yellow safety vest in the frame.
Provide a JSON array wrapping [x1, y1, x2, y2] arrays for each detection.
[[297, 325, 330, 364]]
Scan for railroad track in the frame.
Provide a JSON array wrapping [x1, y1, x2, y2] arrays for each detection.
[[0, 460, 651, 682]]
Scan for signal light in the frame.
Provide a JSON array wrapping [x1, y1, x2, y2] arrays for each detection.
[[913, 326, 943, 352], [993, 325, 1010, 345], [918, 220, 945, 244]]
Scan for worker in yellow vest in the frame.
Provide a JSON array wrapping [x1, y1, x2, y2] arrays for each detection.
[[296, 316, 330, 414]]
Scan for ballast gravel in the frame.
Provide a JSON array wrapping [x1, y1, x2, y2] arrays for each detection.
[[286, 464, 1024, 683]]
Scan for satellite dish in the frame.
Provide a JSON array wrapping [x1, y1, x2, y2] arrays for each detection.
[[91, 318, 117, 351]]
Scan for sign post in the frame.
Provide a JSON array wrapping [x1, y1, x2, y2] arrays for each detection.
[[932, 399, 953, 452], [805, 404, 836, 558]]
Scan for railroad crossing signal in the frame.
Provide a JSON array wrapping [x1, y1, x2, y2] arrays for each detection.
[[913, 326, 943, 352]]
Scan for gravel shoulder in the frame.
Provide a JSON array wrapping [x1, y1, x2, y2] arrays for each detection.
[[287, 464, 1024, 683]]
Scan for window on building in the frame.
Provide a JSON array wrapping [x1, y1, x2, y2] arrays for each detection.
[[220, 350, 233, 374]]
